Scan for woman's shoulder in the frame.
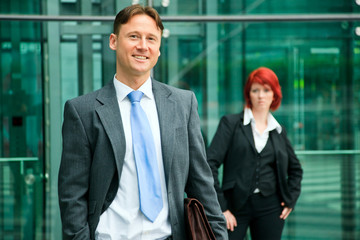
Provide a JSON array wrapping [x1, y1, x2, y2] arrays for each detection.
[[221, 112, 243, 122], [219, 112, 243, 128]]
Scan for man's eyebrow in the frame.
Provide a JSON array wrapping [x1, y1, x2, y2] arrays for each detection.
[[148, 33, 159, 39], [126, 31, 140, 35], [126, 31, 159, 40]]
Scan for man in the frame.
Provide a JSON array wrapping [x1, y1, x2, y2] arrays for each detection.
[[58, 4, 227, 240]]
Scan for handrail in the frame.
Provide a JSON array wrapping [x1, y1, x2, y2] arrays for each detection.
[[0, 151, 359, 161], [295, 150, 360, 155], [0, 157, 39, 162], [0, 13, 359, 22]]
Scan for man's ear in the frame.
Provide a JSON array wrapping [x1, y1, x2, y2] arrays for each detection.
[[109, 33, 117, 50]]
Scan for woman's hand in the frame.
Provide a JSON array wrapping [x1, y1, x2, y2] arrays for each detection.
[[280, 202, 292, 220], [223, 210, 237, 231]]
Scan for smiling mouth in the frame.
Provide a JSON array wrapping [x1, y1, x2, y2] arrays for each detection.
[[133, 55, 148, 60]]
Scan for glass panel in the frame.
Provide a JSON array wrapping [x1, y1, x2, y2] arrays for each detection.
[[0, 21, 44, 239], [286, 152, 360, 239], [59, 28, 115, 102], [0, 0, 41, 15], [157, 21, 360, 152]]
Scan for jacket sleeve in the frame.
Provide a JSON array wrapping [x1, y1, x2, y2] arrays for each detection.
[[282, 127, 303, 209], [58, 100, 91, 240], [206, 115, 237, 211], [185, 92, 228, 240]]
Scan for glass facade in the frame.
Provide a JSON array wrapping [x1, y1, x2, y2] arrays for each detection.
[[0, 0, 359, 239]]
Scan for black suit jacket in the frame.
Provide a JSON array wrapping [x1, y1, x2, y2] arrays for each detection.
[[207, 112, 303, 212]]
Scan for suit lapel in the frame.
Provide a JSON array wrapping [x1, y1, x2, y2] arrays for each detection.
[[152, 80, 176, 185], [269, 130, 285, 162], [239, 112, 257, 152], [95, 82, 126, 179]]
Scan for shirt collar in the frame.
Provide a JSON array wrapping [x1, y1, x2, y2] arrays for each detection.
[[113, 75, 153, 102], [243, 108, 282, 134]]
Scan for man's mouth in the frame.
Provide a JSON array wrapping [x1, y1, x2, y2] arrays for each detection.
[[133, 55, 148, 60]]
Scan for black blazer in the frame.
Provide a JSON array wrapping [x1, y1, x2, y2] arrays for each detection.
[[207, 112, 303, 212]]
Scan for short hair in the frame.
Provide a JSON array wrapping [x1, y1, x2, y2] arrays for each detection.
[[113, 4, 164, 35], [243, 67, 282, 111]]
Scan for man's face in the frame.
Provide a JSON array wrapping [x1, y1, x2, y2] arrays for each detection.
[[109, 14, 162, 79]]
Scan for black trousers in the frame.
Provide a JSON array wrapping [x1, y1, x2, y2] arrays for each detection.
[[228, 193, 285, 240]]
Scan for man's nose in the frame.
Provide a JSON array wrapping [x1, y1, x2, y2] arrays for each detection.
[[137, 38, 147, 49]]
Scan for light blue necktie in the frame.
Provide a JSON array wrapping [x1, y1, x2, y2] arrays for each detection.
[[128, 90, 163, 222]]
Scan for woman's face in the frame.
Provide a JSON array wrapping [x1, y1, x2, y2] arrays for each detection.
[[249, 82, 274, 111]]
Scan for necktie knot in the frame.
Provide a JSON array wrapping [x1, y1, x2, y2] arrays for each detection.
[[128, 91, 144, 103]]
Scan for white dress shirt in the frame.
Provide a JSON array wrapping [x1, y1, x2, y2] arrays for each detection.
[[95, 76, 171, 240], [243, 108, 282, 153]]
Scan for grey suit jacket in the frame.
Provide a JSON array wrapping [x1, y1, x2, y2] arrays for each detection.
[[58, 79, 227, 240]]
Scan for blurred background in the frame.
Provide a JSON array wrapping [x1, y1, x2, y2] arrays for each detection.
[[0, 0, 359, 239]]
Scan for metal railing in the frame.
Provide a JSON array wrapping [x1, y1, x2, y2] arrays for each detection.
[[0, 13, 360, 22]]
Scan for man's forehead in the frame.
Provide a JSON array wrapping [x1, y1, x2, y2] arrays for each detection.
[[119, 15, 160, 30], [119, 16, 162, 35]]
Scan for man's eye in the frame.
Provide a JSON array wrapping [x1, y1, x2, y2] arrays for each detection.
[[130, 35, 138, 39]]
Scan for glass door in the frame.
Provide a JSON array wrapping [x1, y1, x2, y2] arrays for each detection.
[[0, 20, 44, 240]]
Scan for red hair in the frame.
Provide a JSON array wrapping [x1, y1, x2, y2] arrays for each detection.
[[244, 67, 282, 111]]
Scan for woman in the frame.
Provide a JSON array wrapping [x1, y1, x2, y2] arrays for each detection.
[[207, 67, 303, 240]]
